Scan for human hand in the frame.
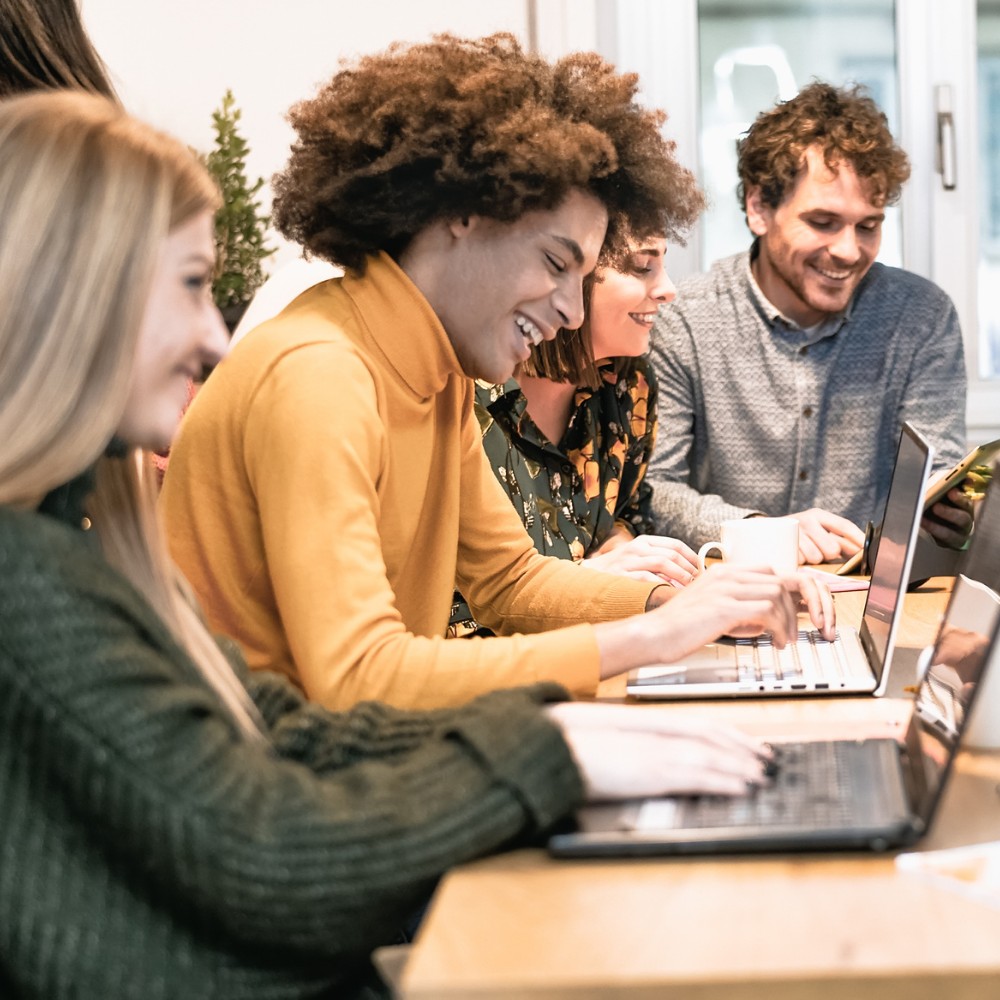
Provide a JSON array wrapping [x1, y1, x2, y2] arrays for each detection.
[[656, 562, 835, 645], [593, 564, 834, 680], [786, 508, 865, 565], [584, 534, 699, 587], [922, 486, 975, 550], [544, 701, 770, 800]]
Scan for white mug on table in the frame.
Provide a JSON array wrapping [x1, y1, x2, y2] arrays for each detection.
[[697, 518, 800, 576]]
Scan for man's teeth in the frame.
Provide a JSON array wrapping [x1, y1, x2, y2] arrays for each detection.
[[815, 267, 850, 280], [516, 315, 543, 346]]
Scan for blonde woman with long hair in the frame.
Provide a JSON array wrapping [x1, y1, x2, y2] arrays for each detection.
[[0, 93, 773, 999]]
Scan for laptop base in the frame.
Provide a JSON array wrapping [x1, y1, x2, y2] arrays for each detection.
[[626, 626, 876, 700], [549, 739, 916, 859]]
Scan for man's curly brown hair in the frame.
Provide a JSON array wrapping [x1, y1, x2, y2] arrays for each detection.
[[272, 33, 703, 274], [737, 81, 910, 216]]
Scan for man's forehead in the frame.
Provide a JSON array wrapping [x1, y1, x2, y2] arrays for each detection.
[[792, 145, 885, 212]]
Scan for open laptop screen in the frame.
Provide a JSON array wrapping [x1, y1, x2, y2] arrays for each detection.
[[860, 424, 934, 684], [909, 462, 1000, 823]]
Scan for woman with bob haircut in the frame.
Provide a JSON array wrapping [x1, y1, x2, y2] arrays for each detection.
[[161, 33, 834, 713], [0, 91, 777, 999]]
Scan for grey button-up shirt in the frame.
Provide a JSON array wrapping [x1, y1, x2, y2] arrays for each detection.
[[648, 248, 967, 548]]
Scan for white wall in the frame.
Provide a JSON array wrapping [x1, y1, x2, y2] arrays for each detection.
[[81, 0, 529, 269]]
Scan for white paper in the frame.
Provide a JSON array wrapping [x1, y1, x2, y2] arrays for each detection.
[[896, 840, 1000, 912]]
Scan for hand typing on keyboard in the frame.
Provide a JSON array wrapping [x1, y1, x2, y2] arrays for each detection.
[[544, 702, 773, 801]]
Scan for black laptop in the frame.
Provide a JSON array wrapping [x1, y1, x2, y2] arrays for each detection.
[[550, 460, 1000, 858]]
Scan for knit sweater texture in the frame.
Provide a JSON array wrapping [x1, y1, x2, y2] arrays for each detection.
[[161, 251, 656, 711], [648, 250, 967, 547], [0, 477, 584, 999]]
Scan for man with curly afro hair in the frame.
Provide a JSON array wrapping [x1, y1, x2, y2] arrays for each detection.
[[162, 34, 831, 716], [647, 81, 968, 565]]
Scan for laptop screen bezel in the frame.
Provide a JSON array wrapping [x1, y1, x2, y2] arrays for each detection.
[[857, 423, 934, 691]]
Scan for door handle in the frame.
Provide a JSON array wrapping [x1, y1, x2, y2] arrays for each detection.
[[936, 84, 957, 191]]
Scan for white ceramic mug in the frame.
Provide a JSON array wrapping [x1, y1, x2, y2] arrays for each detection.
[[697, 518, 800, 576]]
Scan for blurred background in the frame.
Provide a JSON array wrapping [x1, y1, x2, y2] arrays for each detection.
[[81, 0, 1000, 444]]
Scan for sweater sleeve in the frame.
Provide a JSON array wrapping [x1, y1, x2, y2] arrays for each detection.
[[647, 309, 760, 547], [0, 553, 584, 963], [898, 294, 967, 473], [243, 344, 655, 710]]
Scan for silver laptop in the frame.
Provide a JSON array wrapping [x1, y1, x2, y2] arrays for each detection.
[[627, 422, 934, 700], [550, 459, 1000, 858]]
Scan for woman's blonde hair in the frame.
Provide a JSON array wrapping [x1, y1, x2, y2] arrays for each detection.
[[0, 91, 266, 744]]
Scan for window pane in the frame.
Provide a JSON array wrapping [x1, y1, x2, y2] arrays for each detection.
[[978, 0, 1000, 379], [698, 0, 900, 273]]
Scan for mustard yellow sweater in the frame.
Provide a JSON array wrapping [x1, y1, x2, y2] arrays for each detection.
[[161, 253, 657, 710]]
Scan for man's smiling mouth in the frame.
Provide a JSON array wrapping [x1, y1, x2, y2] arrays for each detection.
[[811, 264, 852, 281]]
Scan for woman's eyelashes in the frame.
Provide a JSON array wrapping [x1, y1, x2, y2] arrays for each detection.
[[184, 272, 213, 295]]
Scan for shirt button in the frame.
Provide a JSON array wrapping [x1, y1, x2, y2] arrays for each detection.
[[799, 470, 809, 481], [803, 406, 813, 417], [562, 464, 573, 476], [800, 346, 808, 356]]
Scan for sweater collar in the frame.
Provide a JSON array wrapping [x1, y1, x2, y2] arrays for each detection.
[[744, 241, 852, 345], [341, 251, 463, 399]]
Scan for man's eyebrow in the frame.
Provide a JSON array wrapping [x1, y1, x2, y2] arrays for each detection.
[[553, 236, 585, 266]]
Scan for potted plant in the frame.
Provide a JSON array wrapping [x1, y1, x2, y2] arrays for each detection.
[[204, 90, 275, 332]]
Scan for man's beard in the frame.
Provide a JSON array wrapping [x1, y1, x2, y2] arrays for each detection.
[[762, 238, 858, 316]]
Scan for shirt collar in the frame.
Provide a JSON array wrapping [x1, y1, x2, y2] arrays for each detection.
[[340, 250, 463, 399], [744, 241, 853, 346]]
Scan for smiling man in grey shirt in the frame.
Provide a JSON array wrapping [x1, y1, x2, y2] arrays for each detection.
[[648, 82, 968, 564]]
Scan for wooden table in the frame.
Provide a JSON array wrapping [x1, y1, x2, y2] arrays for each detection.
[[402, 580, 1000, 1000]]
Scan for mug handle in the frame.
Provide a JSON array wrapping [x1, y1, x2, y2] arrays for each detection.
[[698, 541, 727, 573]]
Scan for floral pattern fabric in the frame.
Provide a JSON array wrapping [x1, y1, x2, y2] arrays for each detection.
[[449, 356, 658, 633]]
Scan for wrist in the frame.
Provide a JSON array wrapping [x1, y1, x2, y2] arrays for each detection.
[[644, 584, 672, 611]]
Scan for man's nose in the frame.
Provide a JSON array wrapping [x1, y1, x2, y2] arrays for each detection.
[[828, 225, 861, 264], [553, 276, 586, 331]]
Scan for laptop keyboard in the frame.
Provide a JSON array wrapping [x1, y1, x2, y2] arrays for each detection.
[[735, 630, 852, 684], [680, 742, 856, 830]]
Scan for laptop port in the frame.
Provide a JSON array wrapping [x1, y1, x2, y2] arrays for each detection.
[[790, 684, 806, 689], [815, 682, 829, 689]]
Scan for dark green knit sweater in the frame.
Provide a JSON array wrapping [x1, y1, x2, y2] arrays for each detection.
[[0, 482, 584, 999]]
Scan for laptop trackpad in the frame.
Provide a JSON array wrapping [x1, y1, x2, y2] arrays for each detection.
[[632, 641, 741, 686]]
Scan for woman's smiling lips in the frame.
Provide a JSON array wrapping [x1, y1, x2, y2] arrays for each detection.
[[628, 310, 659, 328]]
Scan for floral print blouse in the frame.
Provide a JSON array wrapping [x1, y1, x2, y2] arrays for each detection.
[[449, 356, 658, 633]]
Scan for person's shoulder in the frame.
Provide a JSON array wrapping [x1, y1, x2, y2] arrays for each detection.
[[858, 262, 955, 311], [230, 258, 342, 346], [659, 251, 750, 331], [0, 506, 150, 639], [231, 280, 368, 373], [205, 283, 379, 421]]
